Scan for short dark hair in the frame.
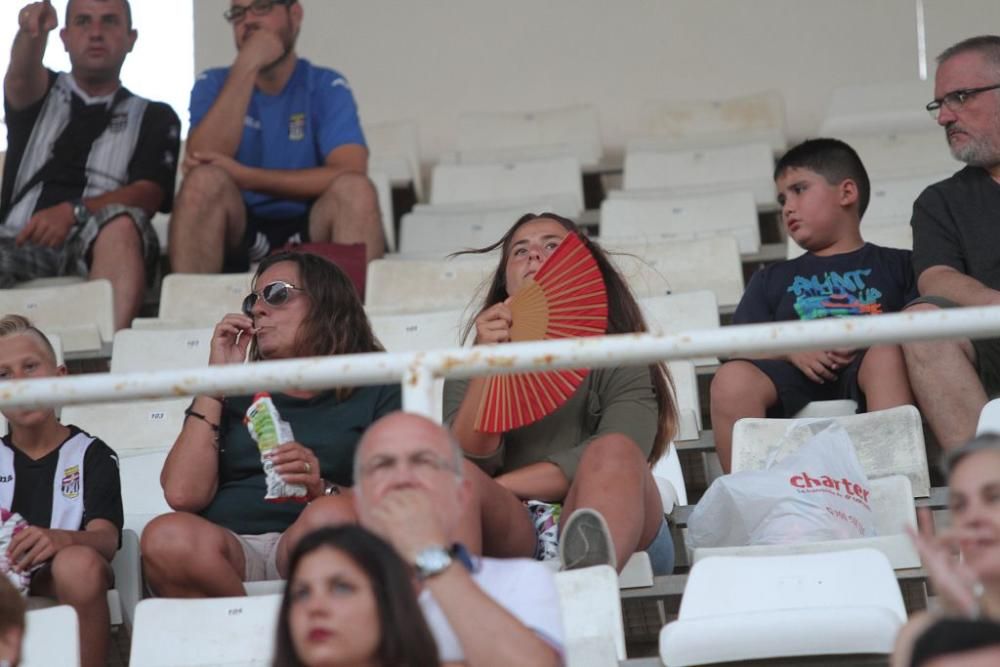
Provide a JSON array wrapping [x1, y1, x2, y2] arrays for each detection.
[[66, 0, 133, 30], [937, 35, 1000, 69], [774, 138, 871, 218], [272, 525, 440, 667]]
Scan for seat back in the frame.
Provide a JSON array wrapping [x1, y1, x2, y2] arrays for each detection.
[[865, 174, 952, 226], [640, 291, 720, 367], [846, 130, 962, 180], [456, 105, 602, 168], [820, 81, 936, 136], [600, 190, 760, 254], [119, 450, 171, 534], [431, 156, 584, 211], [21, 605, 81, 667], [369, 308, 468, 352], [0, 280, 113, 354], [680, 548, 904, 621], [731, 405, 930, 496], [667, 360, 701, 440], [607, 237, 745, 308], [365, 118, 424, 199], [555, 565, 626, 663], [978, 398, 1000, 435], [129, 595, 281, 666], [156, 273, 253, 327], [636, 91, 787, 152], [111, 327, 213, 373], [61, 399, 188, 457], [622, 142, 776, 207], [365, 255, 496, 315]]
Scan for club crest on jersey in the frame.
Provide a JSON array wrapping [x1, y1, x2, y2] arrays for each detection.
[[288, 113, 306, 141], [61, 465, 81, 499]]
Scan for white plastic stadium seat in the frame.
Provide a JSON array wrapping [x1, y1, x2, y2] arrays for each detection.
[[846, 130, 962, 180], [555, 566, 626, 665], [864, 174, 952, 226], [431, 156, 584, 212], [731, 405, 930, 497], [369, 168, 396, 252], [129, 594, 281, 667], [977, 398, 1000, 435], [653, 441, 689, 511], [660, 549, 906, 665], [786, 222, 912, 259], [634, 91, 787, 153], [820, 80, 937, 136], [365, 118, 424, 199], [600, 189, 760, 254], [119, 450, 171, 536], [138, 272, 252, 329], [794, 399, 858, 418], [454, 105, 602, 169], [668, 360, 701, 441], [0, 279, 113, 355], [640, 291, 720, 368], [111, 327, 213, 373], [369, 309, 467, 352], [622, 141, 776, 208], [607, 236, 745, 308], [365, 255, 496, 315], [61, 398, 188, 456], [398, 194, 581, 257], [21, 606, 81, 667]]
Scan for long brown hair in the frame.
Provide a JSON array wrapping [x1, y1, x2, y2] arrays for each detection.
[[456, 213, 677, 463]]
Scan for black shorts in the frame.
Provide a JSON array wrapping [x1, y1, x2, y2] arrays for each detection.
[[734, 352, 868, 417], [224, 206, 312, 272], [907, 295, 1000, 397]]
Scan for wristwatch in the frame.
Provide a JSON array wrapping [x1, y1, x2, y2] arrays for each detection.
[[70, 199, 89, 225], [321, 479, 340, 496], [414, 545, 454, 580]]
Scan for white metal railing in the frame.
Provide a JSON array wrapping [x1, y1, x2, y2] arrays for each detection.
[[0, 307, 998, 418]]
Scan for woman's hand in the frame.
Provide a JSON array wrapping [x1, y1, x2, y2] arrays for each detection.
[[907, 508, 982, 617], [474, 300, 513, 345], [209, 313, 256, 365], [268, 441, 323, 500]]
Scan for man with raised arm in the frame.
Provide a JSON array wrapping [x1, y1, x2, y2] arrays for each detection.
[[354, 412, 564, 667], [903, 35, 1000, 450], [1, 0, 180, 331], [169, 0, 384, 273]]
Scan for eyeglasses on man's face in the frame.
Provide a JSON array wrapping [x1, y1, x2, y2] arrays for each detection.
[[241, 281, 304, 317], [224, 0, 293, 24], [926, 83, 1000, 120]]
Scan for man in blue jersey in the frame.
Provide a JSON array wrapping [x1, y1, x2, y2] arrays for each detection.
[[169, 0, 384, 273]]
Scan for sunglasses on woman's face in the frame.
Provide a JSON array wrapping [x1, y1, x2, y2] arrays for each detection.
[[242, 281, 304, 316]]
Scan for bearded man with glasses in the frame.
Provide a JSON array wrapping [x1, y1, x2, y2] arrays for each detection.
[[902, 35, 1000, 452], [168, 0, 384, 275]]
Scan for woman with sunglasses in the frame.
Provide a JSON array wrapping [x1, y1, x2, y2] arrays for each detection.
[[272, 525, 439, 667], [444, 213, 679, 575], [142, 252, 400, 596]]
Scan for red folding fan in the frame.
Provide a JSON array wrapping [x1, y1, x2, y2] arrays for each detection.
[[475, 233, 608, 433]]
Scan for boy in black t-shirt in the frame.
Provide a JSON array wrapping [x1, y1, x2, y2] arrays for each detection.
[[0, 315, 122, 667], [711, 139, 917, 472]]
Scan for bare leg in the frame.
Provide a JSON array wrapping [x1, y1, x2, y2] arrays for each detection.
[[141, 512, 247, 597], [308, 172, 385, 263], [275, 494, 358, 577], [710, 360, 779, 473], [560, 434, 662, 572], [858, 344, 915, 410], [462, 460, 537, 558], [32, 546, 112, 667], [89, 215, 145, 331], [168, 165, 246, 273], [902, 303, 986, 451]]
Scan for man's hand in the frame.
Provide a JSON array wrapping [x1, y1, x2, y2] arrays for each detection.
[[18, 1, 58, 39], [367, 488, 449, 562], [7, 526, 69, 571], [787, 348, 856, 384], [186, 151, 252, 188], [15, 202, 76, 248], [235, 29, 286, 72]]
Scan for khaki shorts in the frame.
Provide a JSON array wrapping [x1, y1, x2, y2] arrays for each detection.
[[231, 532, 283, 582]]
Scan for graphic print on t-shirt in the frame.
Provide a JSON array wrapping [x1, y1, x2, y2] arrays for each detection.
[[788, 269, 884, 320]]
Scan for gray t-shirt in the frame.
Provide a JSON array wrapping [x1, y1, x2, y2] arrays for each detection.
[[911, 165, 1000, 292]]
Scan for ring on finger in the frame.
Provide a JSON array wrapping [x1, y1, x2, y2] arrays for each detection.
[[303, 461, 311, 474]]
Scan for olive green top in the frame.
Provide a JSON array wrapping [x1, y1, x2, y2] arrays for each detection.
[[443, 365, 658, 483]]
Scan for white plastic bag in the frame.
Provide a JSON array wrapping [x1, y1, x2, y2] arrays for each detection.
[[688, 422, 877, 548]]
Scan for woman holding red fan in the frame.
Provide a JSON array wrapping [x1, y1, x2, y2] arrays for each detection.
[[445, 213, 678, 574]]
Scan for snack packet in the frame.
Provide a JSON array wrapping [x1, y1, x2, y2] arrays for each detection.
[[245, 393, 308, 503], [0, 508, 35, 595]]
